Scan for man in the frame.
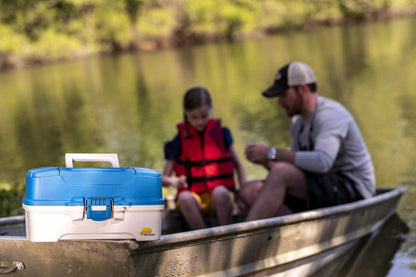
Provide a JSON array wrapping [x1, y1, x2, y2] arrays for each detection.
[[240, 61, 375, 221]]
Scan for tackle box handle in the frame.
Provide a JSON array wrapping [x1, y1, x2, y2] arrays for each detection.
[[65, 153, 120, 168]]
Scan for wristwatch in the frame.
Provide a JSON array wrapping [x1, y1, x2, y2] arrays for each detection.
[[267, 147, 278, 161]]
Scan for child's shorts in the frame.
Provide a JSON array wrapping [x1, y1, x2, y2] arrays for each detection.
[[177, 190, 235, 214]]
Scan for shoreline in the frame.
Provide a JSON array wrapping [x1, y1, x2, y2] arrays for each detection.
[[1, 9, 415, 72]]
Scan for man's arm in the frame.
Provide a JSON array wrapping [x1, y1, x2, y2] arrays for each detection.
[[294, 135, 341, 173], [294, 107, 347, 173]]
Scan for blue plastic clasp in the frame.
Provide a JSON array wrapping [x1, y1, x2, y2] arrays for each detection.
[[85, 198, 113, 221]]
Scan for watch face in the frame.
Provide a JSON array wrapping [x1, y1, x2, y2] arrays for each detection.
[[268, 148, 277, 160]]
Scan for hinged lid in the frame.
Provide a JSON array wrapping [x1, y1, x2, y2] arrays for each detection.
[[23, 167, 163, 206], [23, 154, 164, 207]]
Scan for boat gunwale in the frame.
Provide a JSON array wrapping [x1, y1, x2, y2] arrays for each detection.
[[0, 215, 25, 225], [138, 187, 406, 248]]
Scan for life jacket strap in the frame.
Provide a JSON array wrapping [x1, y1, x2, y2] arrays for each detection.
[[187, 174, 234, 185], [175, 157, 233, 167]]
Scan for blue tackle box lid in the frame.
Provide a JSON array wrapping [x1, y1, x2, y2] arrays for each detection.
[[23, 166, 164, 206]]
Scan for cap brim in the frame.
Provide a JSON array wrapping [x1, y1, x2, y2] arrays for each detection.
[[262, 84, 286, 98]]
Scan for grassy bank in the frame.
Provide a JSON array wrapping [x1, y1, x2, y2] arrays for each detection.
[[0, 182, 25, 217], [1, 0, 416, 70]]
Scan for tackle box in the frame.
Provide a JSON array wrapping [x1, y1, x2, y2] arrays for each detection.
[[22, 153, 165, 242]]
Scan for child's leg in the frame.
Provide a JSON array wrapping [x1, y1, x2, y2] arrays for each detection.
[[211, 186, 233, 226], [177, 191, 206, 230]]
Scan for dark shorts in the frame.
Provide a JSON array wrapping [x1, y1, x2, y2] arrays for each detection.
[[284, 171, 364, 213]]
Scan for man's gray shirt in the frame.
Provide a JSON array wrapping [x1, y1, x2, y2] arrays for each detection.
[[291, 96, 375, 198]]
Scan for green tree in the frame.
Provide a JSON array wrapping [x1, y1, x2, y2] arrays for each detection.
[[124, 0, 146, 48]]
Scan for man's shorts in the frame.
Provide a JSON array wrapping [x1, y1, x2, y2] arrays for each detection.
[[284, 171, 364, 213]]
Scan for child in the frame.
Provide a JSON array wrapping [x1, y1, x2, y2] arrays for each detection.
[[162, 86, 246, 230]]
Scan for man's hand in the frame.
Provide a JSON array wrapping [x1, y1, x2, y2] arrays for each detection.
[[245, 143, 270, 166]]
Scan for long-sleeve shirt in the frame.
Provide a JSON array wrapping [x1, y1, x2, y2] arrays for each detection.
[[291, 96, 375, 198]]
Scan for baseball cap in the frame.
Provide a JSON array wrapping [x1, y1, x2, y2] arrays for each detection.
[[262, 62, 316, 97]]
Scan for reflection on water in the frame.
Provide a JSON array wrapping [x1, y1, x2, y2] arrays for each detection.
[[1, 16, 416, 276]]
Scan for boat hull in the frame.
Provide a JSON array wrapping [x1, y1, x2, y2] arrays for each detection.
[[0, 188, 407, 276]]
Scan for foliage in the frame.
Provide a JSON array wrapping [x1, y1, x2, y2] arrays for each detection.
[[125, 0, 146, 23], [93, 2, 132, 51], [137, 7, 178, 39], [305, 0, 344, 22], [30, 29, 84, 60], [0, 182, 25, 217], [184, 0, 259, 38], [336, 0, 416, 18], [0, 0, 416, 65], [0, 24, 29, 56]]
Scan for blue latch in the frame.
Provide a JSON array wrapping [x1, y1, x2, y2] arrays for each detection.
[[85, 198, 113, 221]]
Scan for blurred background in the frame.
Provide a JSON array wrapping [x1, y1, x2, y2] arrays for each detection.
[[1, 1, 416, 275]]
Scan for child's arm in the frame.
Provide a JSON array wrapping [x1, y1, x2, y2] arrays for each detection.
[[229, 145, 247, 187], [162, 160, 188, 188]]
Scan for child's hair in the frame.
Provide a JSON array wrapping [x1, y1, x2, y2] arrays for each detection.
[[183, 86, 212, 136], [183, 86, 212, 111]]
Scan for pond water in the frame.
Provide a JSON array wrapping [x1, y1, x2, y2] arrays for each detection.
[[1, 16, 416, 276]]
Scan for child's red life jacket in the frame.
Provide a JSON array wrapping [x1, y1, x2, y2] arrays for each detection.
[[173, 119, 235, 194]]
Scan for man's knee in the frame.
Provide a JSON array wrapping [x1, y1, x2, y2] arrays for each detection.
[[269, 161, 295, 175], [267, 162, 307, 199], [268, 162, 303, 183]]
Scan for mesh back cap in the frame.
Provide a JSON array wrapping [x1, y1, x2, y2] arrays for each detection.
[[287, 62, 316, 86], [262, 62, 316, 97]]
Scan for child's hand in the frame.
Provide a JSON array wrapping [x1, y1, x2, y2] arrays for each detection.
[[174, 175, 188, 189]]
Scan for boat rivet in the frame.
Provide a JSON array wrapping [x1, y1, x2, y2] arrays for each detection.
[[14, 261, 25, 271]]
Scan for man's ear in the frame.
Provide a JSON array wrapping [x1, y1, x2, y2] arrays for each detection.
[[299, 84, 309, 95]]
